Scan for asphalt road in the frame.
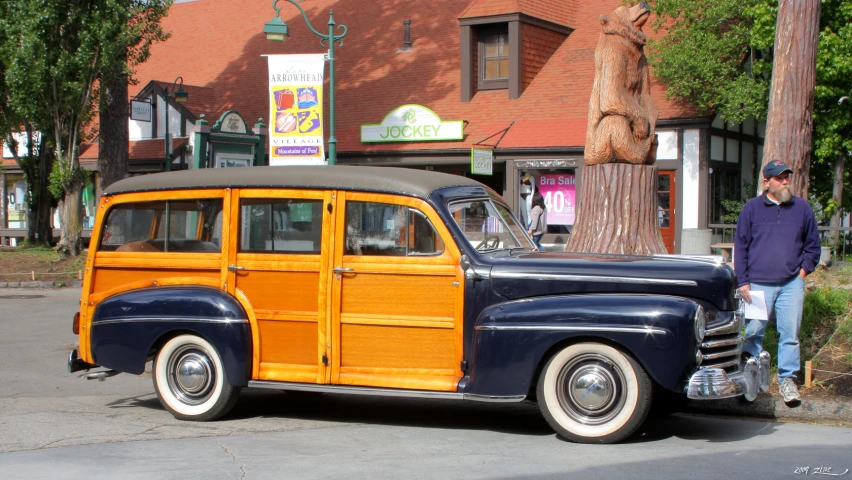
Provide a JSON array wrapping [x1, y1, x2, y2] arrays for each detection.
[[1, 288, 850, 479]]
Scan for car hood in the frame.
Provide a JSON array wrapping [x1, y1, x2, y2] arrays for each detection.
[[484, 251, 737, 311]]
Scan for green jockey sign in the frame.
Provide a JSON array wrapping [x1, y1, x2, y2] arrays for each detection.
[[361, 105, 464, 143]]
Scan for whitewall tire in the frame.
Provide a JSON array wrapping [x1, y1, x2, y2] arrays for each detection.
[[537, 342, 652, 444], [153, 334, 240, 421]]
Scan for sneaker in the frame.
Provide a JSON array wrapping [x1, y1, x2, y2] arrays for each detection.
[[779, 378, 801, 403]]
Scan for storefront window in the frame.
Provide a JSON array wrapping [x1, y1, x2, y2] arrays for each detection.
[[517, 169, 576, 234]]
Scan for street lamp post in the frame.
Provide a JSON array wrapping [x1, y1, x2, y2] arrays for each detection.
[[163, 76, 188, 172], [264, 0, 348, 166]]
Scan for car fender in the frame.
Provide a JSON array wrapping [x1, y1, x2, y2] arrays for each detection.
[[463, 294, 700, 397], [89, 287, 251, 387]]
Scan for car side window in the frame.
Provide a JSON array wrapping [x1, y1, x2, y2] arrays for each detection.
[[239, 198, 323, 254], [99, 199, 223, 253], [345, 201, 444, 257]]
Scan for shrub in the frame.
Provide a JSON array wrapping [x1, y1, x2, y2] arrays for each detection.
[[760, 287, 852, 373]]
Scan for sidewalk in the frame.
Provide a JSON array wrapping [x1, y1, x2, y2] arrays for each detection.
[[685, 395, 851, 424], [0, 281, 83, 288]]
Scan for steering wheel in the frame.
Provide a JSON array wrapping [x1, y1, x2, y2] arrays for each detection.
[[476, 235, 500, 251]]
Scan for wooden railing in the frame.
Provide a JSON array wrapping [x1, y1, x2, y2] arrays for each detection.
[[709, 223, 851, 262], [0, 228, 93, 247]]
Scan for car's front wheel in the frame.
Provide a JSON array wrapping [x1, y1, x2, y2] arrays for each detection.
[[153, 334, 240, 421], [537, 342, 651, 444]]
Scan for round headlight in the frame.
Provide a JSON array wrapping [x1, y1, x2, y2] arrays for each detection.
[[694, 305, 706, 343]]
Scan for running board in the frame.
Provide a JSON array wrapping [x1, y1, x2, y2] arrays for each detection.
[[247, 380, 526, 403]]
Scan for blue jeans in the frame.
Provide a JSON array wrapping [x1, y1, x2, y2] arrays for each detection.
[[532, 234, 544, 251], [743, 276, 805, 382]]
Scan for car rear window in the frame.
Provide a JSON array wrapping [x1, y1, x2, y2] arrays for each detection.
[[99, 199, 223, 253]]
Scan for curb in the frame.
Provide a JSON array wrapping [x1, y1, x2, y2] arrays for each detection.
[[0, 281, 83, 288], [684, 395, 852, 423]]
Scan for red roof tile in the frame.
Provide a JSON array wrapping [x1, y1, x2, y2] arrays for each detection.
[[126, 0, 700, 156], [460, 0, 576, 27]]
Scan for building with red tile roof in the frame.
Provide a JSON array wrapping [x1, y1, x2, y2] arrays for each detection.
[[3, 0, 764, 252]]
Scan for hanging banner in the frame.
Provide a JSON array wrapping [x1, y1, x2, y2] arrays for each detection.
[[538, 173, 576, 226], [267, 54, 326, 165]]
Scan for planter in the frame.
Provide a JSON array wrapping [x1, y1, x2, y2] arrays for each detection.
[[819, 246, 832, 266]]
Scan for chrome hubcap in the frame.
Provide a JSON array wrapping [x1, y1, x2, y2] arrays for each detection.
[[569, 367, 613, 411], [166, 345, 215, 405], [556, 353, 627, 425]]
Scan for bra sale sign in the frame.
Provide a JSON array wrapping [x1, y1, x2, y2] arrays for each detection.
[[538, 174, 576, 226]]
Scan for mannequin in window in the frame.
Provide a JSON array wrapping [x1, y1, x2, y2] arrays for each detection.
[[527, 192, 547, 251]]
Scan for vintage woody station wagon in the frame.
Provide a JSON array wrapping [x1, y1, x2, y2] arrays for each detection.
[[68, 166, 769, 444]]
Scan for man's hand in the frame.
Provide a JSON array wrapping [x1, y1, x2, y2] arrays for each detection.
[[738, 284, 751, 304], [798, 268, 807, 279]]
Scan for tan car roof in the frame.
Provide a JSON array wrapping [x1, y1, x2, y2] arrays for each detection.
[[103, 165, 486, 199]]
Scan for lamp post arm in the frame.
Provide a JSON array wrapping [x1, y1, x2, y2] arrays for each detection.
[[275, 0, 348, 46]]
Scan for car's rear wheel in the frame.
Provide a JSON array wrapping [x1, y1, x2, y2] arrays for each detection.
[[537, 342, 651, 444], [153, 334, 240, 421]]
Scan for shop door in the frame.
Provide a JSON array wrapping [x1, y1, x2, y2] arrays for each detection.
[[328, 192, 465, 391], [657, 171, 676, 253], [226, 189, 335, 384]]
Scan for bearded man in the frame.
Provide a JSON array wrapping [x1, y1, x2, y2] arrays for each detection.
[[734, 160, 821, 405]]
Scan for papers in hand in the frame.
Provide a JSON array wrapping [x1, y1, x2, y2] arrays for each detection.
[[744, 290, 768, 320]]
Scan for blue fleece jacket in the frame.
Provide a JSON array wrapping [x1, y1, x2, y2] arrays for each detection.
[[734, 192, 821, 287]]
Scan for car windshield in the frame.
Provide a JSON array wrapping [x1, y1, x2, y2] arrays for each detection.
[[448, 199, 536, 252]]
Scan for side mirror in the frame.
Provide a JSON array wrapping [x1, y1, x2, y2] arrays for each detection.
[[460, 254, 470, 271]]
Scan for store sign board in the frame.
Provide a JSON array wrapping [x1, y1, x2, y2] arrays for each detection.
[[130, 100, 152, 122], [361, 105, 463, 143], [538, 173, 576, 225], [471, 148, 493, 175]]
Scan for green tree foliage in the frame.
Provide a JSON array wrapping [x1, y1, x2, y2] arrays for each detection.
[[648, 0, 852, 218], [647, 0, 777, 125], [0, 0, 170, 255]]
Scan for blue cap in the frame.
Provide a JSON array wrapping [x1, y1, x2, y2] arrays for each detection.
[[763, 159, 793, 178]]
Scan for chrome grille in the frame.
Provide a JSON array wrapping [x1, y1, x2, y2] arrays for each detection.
[[699, 305, 744, 374]]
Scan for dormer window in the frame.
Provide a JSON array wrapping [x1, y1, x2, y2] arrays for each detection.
[[460, 15, 570, 103], [480, 27, 509, 90]]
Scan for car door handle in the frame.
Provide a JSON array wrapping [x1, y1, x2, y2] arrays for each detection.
[[228, 264, 246, 272], [332, 267, 354, 274]]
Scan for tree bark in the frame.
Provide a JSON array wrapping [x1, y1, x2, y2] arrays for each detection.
[[829, 152, 845, 246], [98, 66, 129, 193], [1, 171, 7, 235], [761, 0, 821, 198], [565, 163, 666, 255], [56, 175, 84, 256]]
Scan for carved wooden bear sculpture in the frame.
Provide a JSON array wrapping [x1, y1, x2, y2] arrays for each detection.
[[585, 3, 658, 165]]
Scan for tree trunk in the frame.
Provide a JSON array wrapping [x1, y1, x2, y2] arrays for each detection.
[[1, 172, 7, 235], [565, 163, 666, 255], [56, 175, 84, 256], [22, 137, 54, 246], [98, 67, 129, 193], [829, 152, 846, 246], [761, 0, 821, 198]]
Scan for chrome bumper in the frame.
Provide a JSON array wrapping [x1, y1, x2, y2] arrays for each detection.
[[67, 349, 98, 373], [686, 351, 770, 400]]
